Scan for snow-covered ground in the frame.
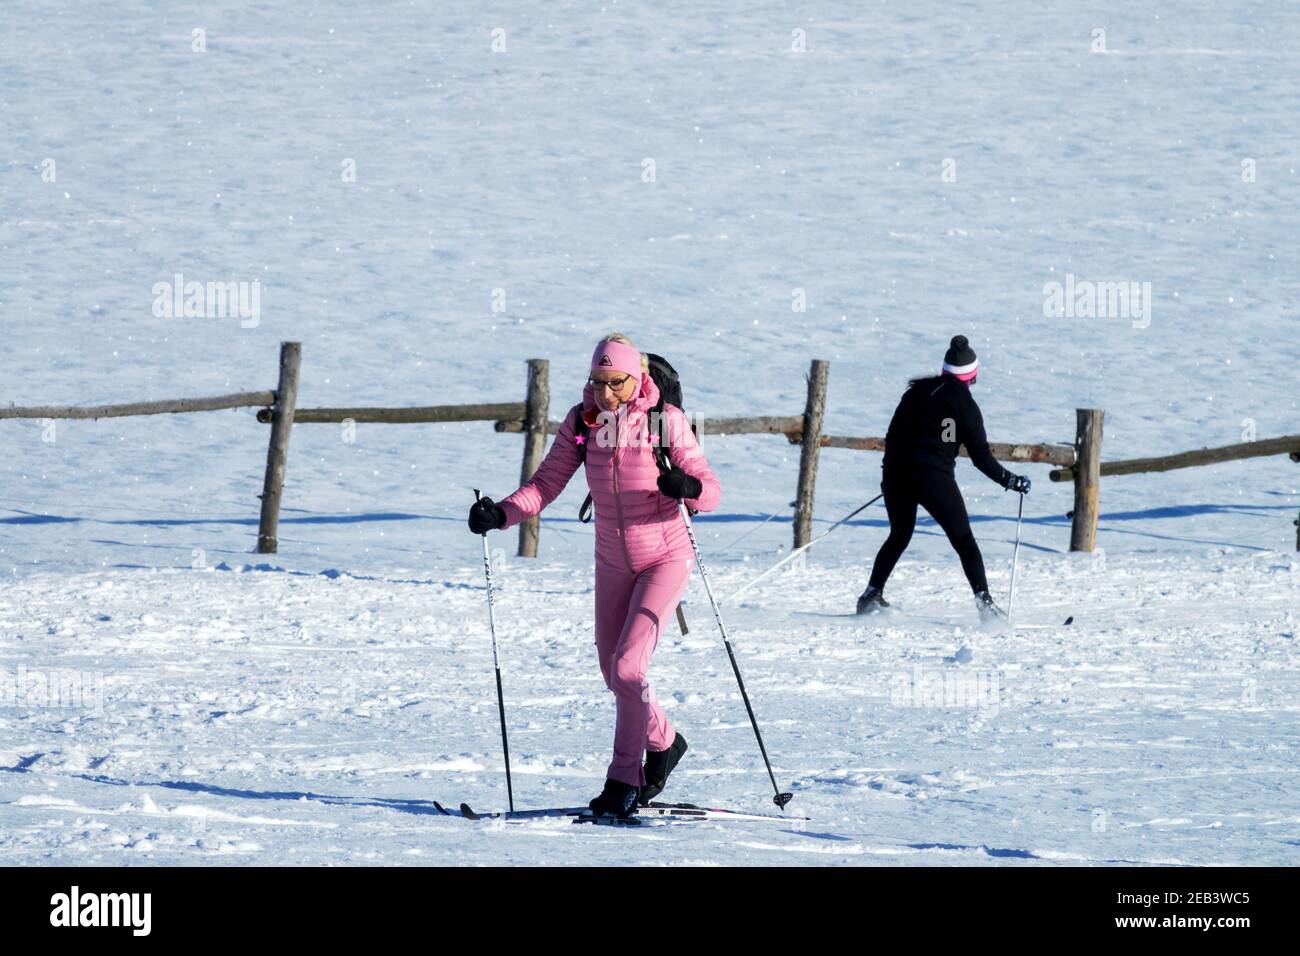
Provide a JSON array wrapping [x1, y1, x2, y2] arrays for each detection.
[[2, 548, 1297, 865], [1, 1, 1297, 864]]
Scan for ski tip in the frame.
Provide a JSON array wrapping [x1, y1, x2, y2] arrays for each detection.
[[459, 802, 480, 820], [1064, 615, 1074, 626]]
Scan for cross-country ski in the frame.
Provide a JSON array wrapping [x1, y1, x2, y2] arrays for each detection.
[[442, 801, 809, 825]]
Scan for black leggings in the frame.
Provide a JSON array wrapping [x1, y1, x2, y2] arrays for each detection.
[[868, 468, 988, 593]]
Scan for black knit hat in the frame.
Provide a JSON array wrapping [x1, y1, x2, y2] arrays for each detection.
[[942, 335, 979, 379]]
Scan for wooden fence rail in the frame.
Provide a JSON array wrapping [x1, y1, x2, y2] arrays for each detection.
[[256, 402, 526, 425], [276, 358, 556, 558], [496, 417, 1074, 465], [1049, 433, 1300, 482], [0, 346, 291, 554], [8, 341, 1293, 558], [493, 414, 806, 437], [1, 392, 275, 420], [813, 434, 1077, 466], [1049, 424, 1300, 552]]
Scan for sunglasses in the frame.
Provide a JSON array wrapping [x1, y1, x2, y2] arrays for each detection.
[[588, 375, 634, 391]]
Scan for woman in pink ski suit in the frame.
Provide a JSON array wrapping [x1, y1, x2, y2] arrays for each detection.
[[468, 334, 721, 818]]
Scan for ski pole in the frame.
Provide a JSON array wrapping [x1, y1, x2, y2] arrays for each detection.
[[724, 493, 884, 605], [474, 489, 514, 813], [678, 502, 794, 811], [1007, 491, 1025, 624]]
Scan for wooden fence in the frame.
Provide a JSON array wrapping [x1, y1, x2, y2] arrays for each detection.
[[5, 341, 1296, 554], [1049, 428, 1300, 550]]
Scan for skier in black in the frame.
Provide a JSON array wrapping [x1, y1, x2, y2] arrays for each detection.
[[857, 336, 1030, 620]]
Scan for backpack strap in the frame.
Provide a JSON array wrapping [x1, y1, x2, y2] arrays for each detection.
[[569, 404, 589, 463], [650, 390, 671, 476], [566, 403, 596, 524]]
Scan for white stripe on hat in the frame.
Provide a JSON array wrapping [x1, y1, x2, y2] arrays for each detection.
[[942, 358, 979, 375]]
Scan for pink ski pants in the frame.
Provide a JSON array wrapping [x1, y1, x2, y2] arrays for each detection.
[[594, 555, 693, 787]]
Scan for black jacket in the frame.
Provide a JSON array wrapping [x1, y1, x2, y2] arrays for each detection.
[[882, 374, 1013, 486]]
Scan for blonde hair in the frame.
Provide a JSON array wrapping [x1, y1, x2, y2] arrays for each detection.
[[600, 331, 650, 374]]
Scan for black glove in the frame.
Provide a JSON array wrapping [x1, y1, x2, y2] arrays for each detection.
[[657, 467, 702, 501], [468, 496, 507, 534], [1006, 474, 1031, 494]]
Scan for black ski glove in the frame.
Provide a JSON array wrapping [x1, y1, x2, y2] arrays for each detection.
[[468, 496, 507, 534], [657, 467, 702, 501], [1006, 474, 1031, 494]]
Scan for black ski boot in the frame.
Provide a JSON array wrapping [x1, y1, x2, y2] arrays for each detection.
[[588, 778, 639, 819], [975, 590, 1006, 622], [856, 585, 890, 615], [639, 732, 688, 805]]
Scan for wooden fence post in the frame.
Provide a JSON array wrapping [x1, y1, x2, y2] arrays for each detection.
[[257, 342, 302, 554], [1070, 408, 1104, 552], [517, 358, 550, 558], [793, 359, 829, 550]]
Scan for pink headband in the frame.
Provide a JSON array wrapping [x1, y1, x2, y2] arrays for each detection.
[[591, 340, 642, 383]]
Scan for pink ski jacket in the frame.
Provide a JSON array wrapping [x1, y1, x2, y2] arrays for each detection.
[[498, 373, 722, 573]]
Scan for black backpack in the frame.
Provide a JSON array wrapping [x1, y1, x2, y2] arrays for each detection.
[[571, 353, 694, 523]]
